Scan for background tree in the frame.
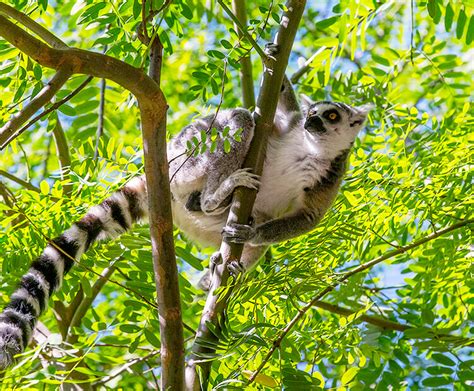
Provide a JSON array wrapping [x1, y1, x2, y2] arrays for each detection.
[[0, 0, 472, 390]]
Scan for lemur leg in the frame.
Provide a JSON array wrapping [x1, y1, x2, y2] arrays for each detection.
[[200, 109, 258, 215]]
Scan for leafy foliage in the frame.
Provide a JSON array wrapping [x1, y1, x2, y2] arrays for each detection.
[[0, 0, 472, 389]]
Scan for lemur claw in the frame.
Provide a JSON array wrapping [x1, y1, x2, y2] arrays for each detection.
[[222, 222, 255, 243], [230, 168, 260, 191], [227, 260, 246, 276]]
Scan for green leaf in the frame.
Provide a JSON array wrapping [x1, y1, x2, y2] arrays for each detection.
[[58, 104, 76, 116], [144, 329, 161, 348], [427, 0, 437, 21], [341, 367, 359, 385], [223, 138, 231, 153], [431, 353, 455, 367], [466, 15, 474, 45], [456, 9, 467, 39], [180, 4, 193, 20], [81, 276, 93, 298], [422, 376, 452, 387], [314, 37, 339, 47], [40, 180, 50, 195], [242, 371, 278, 387], [444, 3, 454, 31]]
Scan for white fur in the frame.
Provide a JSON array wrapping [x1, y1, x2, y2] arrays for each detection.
[[43, 245, 65, 287], [63, 225, 87, 259], [25, 270, 49, 308]]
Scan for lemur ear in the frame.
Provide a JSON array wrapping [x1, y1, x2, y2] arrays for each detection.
[[300, 94, 314, 116], [350, 103, 374, 127]]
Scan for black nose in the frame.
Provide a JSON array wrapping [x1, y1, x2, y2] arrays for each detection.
[[304, 116, 326, 133]]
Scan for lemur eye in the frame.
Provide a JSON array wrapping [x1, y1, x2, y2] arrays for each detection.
[[323, 109, 340, 122]]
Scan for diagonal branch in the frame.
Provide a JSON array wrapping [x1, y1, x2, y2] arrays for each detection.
[[66, 264, 118, 343], [0, 3, 68, 49], [249, 218, 474, 382], [186, 1, 307, 389], [8, 76, 94, 151], [0, 169, 40, 192], [0, 67, 73, 148]]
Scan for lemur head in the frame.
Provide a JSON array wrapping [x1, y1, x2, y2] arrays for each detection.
[[301, 95, 372, 147]]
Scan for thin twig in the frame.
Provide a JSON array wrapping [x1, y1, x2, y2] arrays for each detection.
[[66, 264, 118, 342], [217, 0, 267, 60], [93, 350, 160, 386]]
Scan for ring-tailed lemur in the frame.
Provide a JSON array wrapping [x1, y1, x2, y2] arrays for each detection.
[[0, 76, 371, 369]]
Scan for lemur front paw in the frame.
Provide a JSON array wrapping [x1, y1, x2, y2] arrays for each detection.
[[264, 43, 279, 57], [222, 222, 256, 243], [227, 260, 246, 276], [229, 168, 260, 191]]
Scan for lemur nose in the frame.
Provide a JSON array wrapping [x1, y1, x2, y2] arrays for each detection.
[[304, 116, 325, 133]]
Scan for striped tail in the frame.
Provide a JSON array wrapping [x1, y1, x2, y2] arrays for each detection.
[[0, 176, 148, 369]]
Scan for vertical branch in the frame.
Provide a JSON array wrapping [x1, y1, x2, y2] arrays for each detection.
[[141, 18, 185, 390], [186, 1, 307, 389], [51, 118, 72, 196], [232, 0, 255, 109], [94, 78, 106, 159]]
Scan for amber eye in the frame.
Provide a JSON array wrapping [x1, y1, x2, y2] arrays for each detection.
[[329, 113, 337, 120]]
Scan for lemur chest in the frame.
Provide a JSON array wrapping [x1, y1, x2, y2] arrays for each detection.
[[254, 133, 330, 218]]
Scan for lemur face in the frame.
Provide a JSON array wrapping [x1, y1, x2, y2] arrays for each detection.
[[301, 97, 372, 141]]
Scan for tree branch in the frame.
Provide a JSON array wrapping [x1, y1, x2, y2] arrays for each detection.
[[249, 218, 474, 382], [51, 118, 72, 196], [186, 2, 307, 389], [66, 265, 118, 343], [145, 24, 184, 391], [0, 169, 40, 192], [0, 8, 172, 386], [0, 15, 162, 102], [232, 0, 255, 109], [0, 67, 73, 148], [94, 78, 107, 159], [5, 76, 94, 151], [0, 3, 68, 49]]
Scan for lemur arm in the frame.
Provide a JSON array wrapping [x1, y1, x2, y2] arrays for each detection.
[[222, 210, 321, 246]]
